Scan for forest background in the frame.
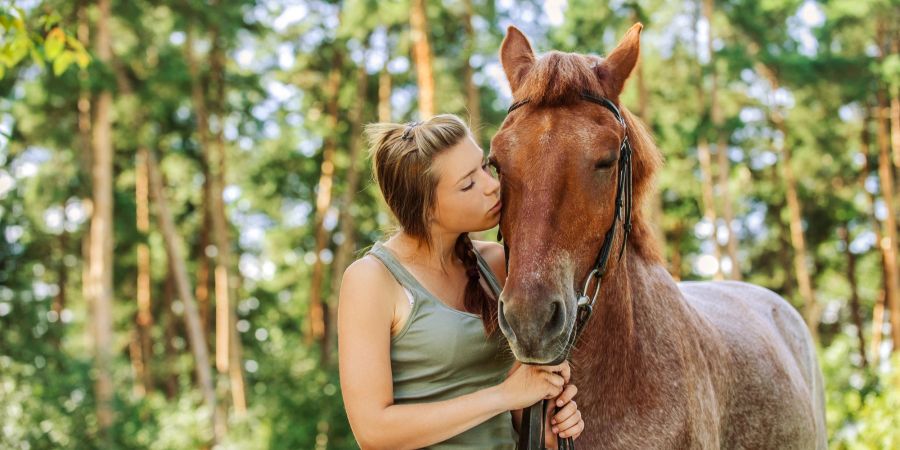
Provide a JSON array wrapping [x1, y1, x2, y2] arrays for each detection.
[[1, 0, 899, 448]]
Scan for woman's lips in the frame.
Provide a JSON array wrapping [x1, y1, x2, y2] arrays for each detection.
[[489, 200, 502, 213]]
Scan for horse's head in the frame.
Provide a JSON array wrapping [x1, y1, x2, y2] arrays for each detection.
[[491, 24, 661, 364]]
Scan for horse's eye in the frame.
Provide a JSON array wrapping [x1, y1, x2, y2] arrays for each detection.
[[488, 157, 501, 176], [594, 155, 617, 170]]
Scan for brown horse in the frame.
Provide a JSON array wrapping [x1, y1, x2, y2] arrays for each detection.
[[490, 24, 827, 449]]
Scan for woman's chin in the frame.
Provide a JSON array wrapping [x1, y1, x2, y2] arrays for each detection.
[[469, 219, 500, 233]]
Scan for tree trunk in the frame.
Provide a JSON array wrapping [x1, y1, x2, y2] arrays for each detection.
[[379, 65, 392, 122], [694, 3, 723, 280], [134, 149, 153, 396], [76, 0, 93, 354], [410, 0, 435, 118], [307, 50, 343, 347], [377, 60, 400, 230], [76, 0, 94, 356], [839, 226, 867, 367], [884, 25, 899, 171], [704, 0, 741, 280], [89, 0, 115, 433], [891, 88, 900, 171], [462, 0, 480, 144], [756, 62, 819, 341], [163, 268, 179, 399], [146, 148, 220, 443], [326, 59, 369, 365], [209, 27, 247, 415], [196, 180, 212, 344], [779, 126, 818, 340], [874, 93, 900, 351], [859, 121, 888, 364]]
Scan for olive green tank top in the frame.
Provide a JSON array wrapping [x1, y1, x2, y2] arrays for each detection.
[[367, 241, 516, 450]]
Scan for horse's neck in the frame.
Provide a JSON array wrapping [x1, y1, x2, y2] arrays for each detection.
[[575, 247, 686, 384]]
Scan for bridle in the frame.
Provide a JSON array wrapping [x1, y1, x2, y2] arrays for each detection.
[[497, 91, 634, 450]]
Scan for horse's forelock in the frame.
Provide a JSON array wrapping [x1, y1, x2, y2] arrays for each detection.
[[516, 51, 607, 106]]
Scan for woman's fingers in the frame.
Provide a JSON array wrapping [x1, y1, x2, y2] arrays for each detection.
[[555, 383, 578, 407], [551, 400, 577, 425], [544, 372, 565, 388], [543, 379, 564, 399], [558, 361, 571, 384], [539, 361, 571, 384], [551, 407, 580, 434], [557, 414, 584, 439]]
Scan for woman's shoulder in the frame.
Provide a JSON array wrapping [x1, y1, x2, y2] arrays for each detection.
[[339, 254, 403, 310], [342, 254, 396, 291], [472, 239, 507, 284]]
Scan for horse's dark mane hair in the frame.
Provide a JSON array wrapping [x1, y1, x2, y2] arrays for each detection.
[[516, 50, 664, 264]]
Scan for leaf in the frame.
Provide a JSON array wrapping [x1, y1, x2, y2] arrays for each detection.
[[41, 12, 62, 31], [30, 47, 44, 69], [53, 51, 73, 76], [45, 27, 65, 60], [66, 35, 86, 54], [75, 50, 90, 69]]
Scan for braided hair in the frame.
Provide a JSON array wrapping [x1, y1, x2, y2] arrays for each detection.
[[454, 233, 499, 337]]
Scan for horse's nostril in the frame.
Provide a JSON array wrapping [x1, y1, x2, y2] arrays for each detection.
[[545, 299, 566, 336]]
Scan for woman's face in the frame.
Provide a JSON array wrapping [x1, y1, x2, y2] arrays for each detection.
[[430, 136, 501, 234]]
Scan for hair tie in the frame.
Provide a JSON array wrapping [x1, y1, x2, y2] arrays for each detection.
[[401, 121, 423, 141]]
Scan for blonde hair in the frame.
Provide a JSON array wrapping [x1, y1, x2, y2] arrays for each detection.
[[364, 114, 499, 336]]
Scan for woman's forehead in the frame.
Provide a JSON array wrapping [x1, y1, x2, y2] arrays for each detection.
[[434, 137, 483, 185]]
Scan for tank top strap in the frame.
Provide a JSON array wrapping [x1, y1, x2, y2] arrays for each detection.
[[366, 241, 430, 296], [472, 245, 503, 298], [368, 240, 503, 299]]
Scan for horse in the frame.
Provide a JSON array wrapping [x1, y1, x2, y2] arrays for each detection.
[[489, 23, 827, 449]]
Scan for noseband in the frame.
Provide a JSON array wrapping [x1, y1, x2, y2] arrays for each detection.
[[499, 91, 634, 450]]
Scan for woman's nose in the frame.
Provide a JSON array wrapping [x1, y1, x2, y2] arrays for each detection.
[[484, 170, 500, 195]]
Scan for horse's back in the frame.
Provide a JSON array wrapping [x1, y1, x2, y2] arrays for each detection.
[[677, 280, 827, 449]]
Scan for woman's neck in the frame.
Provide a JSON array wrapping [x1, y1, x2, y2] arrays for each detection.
[[388, 230, 462, 274]]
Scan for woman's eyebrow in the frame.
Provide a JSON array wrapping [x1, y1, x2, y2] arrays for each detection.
[[455, 156, 486, 185], [456, 167, 477, 185]]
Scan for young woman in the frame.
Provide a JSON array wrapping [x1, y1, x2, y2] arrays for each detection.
[[337, 114, 585, 449]]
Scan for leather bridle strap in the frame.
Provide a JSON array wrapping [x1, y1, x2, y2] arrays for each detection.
[[499, 91, 634, 450]]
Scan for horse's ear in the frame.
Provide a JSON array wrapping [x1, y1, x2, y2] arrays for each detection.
[[597, 23, 643, 96], [500, 25, 536, 94]]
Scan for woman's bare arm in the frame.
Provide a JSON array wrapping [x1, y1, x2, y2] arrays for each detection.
[[338, 257, 513, 450]]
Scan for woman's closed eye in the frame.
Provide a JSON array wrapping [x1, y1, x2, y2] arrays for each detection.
[[462, 160, 494, 192]]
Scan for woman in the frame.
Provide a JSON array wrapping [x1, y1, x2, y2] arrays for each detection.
[[337, 114, 584, 449]]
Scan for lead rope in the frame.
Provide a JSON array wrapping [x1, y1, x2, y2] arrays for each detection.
[[500, 92, 633, 450]]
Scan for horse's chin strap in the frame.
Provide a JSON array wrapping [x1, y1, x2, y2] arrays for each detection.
[[499, 91, 634, 450]]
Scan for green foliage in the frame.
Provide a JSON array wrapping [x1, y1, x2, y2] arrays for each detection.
[[0, 4, 90, 79], [823, 335, 900, 449], [0, 0, 898, 448]]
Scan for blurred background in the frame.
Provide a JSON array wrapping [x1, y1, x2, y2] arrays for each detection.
[[1, 0, 898, 448]]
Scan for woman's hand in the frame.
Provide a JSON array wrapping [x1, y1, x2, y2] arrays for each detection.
[[544, 383, 584, 447], [497, 361, 570, 411]]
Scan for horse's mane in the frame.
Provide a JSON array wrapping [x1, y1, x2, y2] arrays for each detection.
[[516, 51, 664, 264]]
